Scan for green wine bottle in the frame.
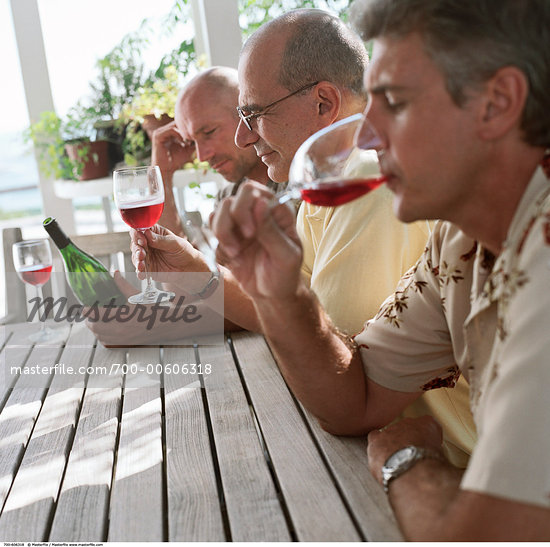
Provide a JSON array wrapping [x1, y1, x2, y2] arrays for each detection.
[[43, 217, 127, 307]]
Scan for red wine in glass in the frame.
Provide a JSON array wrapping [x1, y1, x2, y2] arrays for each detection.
[[282, 114, 388, 209], [18, 263, 53, 286], [119, 198, 165, 230], [113, 165, 174, 305], [299, 175, 388, 207], [12, 238, 67, 343]]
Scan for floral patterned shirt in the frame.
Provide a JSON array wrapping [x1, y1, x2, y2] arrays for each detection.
[[355, 167, 550, 508]]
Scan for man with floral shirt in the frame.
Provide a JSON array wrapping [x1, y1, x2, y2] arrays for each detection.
[[212, 0, 550, 540]]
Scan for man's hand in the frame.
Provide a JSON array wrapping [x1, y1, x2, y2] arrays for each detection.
[[151, 121, 195, 176], [150, 122, 192, 236], [85, 271, 141, 345], [366, 416, 550, 541], [211, 180, 303, 300], [85, 271, 209, 346], [131, 224, 202, 280]]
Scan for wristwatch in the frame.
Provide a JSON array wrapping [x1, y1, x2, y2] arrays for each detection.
[[381, 445, 445, 493], [193, 271, 220, 300]]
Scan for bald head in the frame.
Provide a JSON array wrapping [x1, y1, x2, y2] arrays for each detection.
[[242, 9, 368, 98], [235, 9, 368, 182], [177, 66, 240, 115]]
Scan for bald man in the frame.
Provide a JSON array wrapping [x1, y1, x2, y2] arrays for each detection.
[[151, 66, 271, 236]]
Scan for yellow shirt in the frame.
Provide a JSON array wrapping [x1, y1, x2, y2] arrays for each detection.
[[297, 184, 476, 467]]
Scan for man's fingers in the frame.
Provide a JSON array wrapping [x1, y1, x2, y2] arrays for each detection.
[[213, 181, 278, 258], [212, 197, 243, 258], [130, 228, 142, 246], [253, 199, 302, 263], [152, 121, 178, 142], [229, 180, 275, 239], [270, 201, 299, 239]]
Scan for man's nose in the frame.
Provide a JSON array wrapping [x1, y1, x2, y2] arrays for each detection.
[[195, 142, 214, 162], [357, 105, 387, 152], [235, 118, 259, 149]]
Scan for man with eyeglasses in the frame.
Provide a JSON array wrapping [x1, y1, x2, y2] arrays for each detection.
[[217, 8, 434, 335], [130, 9, 473, 466], [218, 8, 474, 465]]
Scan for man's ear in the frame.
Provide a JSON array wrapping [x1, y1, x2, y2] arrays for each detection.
[[315, 81, 342, 124], [477, 66, 528, 140]]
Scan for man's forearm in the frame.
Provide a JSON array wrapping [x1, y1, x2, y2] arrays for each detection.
[[221, 270, 262, 332], [253, 285, 369, 435]]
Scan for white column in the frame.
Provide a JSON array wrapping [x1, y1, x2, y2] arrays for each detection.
[[9, 0, 75, 233], [193, 0, 242, 68]]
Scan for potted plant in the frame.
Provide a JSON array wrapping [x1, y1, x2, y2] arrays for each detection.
[[88, 33, 149, 169], [25, 106, 110, 181], [119, 65, 181, 165]]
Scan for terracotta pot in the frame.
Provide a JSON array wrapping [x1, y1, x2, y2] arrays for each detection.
[[65, 140, 110, 181], [94, 119, 125, 170], [141, 113, 174, 140]]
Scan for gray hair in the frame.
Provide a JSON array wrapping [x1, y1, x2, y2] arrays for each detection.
[[350, 0, 550, 147], [244, 9, 369, 99]]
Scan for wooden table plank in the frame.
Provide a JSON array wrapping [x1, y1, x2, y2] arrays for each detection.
[[163, 345, 225, 542], [200, 342, 291, 542], [0, 325, 90, 541], [302, 412, 403, 541], [0, 324, 70, 529], [0, 323, 403, 542], [108, 346, 164, 542], [230, 332, 361, 542], [49, 343, 125, 541], [0, 322, 40, 412]]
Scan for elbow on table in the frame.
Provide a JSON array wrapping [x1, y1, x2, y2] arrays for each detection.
[[317, 416, 374, 437]]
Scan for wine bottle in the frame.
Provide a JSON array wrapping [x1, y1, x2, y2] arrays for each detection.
[[43, 217, 127, 307]]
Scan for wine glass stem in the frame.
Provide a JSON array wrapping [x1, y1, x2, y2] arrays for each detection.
[[36, 285, 46, 334], [141, 229, 155, 296], [277, 188, 301, 205]]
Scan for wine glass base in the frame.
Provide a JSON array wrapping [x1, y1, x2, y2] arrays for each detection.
[[28, 325, 70, 344], [128, 289, 175, 305]]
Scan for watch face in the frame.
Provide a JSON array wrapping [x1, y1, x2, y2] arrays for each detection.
[[386, 446, 415, 468]]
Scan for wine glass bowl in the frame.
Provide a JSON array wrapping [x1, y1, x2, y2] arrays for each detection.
[[13, 239, 53, 287], [113, 165, 174, 304], [283, 113, 387, 207], [114, 166, 165, 230], [12, 239, 65, 343]]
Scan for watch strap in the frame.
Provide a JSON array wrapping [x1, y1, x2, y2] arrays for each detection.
[[193, 271, 220, 300], [381, 445, 445, 493]]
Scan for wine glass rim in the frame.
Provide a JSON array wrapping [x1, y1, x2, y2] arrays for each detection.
[[293, 113, 365, 157], [13, 238, 49, 248], [113, 165, 160, 175], [288, 113, 367, 184]]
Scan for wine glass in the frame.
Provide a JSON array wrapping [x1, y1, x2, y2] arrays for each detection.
[[113, 165, 175, 304], [278, 113, 387, 207], [13, 239, 65, 343]]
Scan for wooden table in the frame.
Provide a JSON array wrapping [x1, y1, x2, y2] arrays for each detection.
[[0, 321, 402, 542]]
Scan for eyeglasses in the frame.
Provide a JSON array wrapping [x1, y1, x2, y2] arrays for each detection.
[[236, 81, 319, 131]]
